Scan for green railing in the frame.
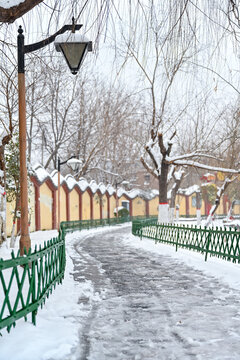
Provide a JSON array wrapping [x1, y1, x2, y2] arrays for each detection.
[[0, 215, 144, 333], [60, 216, 157, 235], [0, 230, 66, 333], [0, 215, 156, 333], [132, 219, 240, 263]]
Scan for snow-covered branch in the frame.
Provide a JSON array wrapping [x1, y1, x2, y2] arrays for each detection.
[[140, 157, 158, 179], [167, 152, 222, 163], [172, 159, 240, 174], [205, 176, 237, 226]]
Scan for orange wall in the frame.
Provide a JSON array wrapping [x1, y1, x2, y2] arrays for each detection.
[[82, 191, 91, 220], [132, 197, 145, 216], [69, 189, 79, 221], [149, 197, 158, 216], [40, 182, 52, 230], [102, 194, 108, 218]]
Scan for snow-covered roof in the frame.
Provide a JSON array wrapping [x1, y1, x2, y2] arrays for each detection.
[[31, 164, 202, 201], [31, 164, 156, 199]]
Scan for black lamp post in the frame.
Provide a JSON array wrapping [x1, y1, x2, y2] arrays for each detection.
[[17, 19, 92, 254]]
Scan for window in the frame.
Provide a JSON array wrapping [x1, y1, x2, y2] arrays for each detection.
[[122, 201, 130, 211]]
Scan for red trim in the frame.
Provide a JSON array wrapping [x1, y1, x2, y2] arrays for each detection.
[[87, 189, 93, 220], [223, 194, 227, 214], [66, 192, 70, 221], [159, 202, 168, 205], [79, 191, 82, 220], [145, 200, 149, 217], [106, 193, 110, 219], [129, 199, 132, 217], [31, 176, 41, 231], [62, 184, 69, 221], [52, 189, 57, 229], [97, 191, 102, 220], [186, 196, 189, 216], [35, 184, 40, 231]]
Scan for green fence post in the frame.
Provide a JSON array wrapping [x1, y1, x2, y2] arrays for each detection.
[[205, 231, 211, 261], [176, 228, 179, 252]]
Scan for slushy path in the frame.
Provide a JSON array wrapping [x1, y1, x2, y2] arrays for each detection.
[[70, 226, 240, 360]]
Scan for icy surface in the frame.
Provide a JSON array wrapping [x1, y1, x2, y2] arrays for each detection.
[[70, 227, 240, 359]]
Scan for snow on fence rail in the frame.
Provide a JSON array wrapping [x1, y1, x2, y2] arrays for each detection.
[[132, 219, 240, 263]]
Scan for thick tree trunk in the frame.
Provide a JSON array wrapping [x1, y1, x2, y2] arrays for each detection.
[[158, 162, 169, 223]]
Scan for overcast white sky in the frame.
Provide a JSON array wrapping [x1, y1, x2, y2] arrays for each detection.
[[1, 1, 240, 147]]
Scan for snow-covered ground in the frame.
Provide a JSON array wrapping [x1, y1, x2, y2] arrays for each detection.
[[1, 222, 240, 359]]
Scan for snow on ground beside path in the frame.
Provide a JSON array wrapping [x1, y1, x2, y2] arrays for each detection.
[[123, 231, 240, 292], [0, 224, 130, 360], [1, 221, 240, 359]]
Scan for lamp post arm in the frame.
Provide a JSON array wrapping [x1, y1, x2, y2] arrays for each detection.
[[17, 24, 82, 73], [24, 24, 82, 54], [58, 155, 77, 171]]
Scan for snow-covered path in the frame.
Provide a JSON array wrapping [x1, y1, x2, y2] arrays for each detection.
[[70, 226, 240, 360]]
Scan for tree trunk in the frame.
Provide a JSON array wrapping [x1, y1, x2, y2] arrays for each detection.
[[169, 177, 182, 223], [0, 144, 6, 244], [158, 162, 169, 223], [205, 177, 233, 227]]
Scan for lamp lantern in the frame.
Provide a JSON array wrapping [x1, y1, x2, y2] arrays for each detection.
[[55, 33, 92, 75]]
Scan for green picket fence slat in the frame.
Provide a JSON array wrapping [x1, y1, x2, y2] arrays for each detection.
[[132, 220, 240, 263]]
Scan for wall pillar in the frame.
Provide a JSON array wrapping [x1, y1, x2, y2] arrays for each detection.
[[52, 189, 57, 229], [79, 191, 82, 220], [145, 199, 149, 217], [35, 183, 40, 231], [186, 196, 189, 217], [107, 193, 110, 219]]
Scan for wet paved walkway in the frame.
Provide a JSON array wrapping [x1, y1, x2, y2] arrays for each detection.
[[70, 226, 240, 360]]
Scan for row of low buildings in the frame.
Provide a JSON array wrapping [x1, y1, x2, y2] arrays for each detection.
[[5, 164, 232, 236]]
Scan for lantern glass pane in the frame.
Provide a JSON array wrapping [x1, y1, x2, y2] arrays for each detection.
[[60, 43, 87, 69]]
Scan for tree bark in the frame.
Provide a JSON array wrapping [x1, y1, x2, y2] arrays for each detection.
[[158, 162, 169, 223]]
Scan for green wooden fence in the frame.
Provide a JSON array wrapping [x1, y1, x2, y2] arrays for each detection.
[[0, 215, 141, 333], [60, 216, 152, 235], [0, 230, 66, 333], [132, 219, 240, 263]]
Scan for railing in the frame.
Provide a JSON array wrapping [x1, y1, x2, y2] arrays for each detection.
[[60, 216, 157, 235], [0, 215, 149, 333], [0, 215, 157, 334], [132, 219, 240, 263], [0, 230, 65, 333]]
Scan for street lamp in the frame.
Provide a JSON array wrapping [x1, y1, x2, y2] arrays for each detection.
[[57, 156, 81, 229], [17, 20, 92, 255]]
